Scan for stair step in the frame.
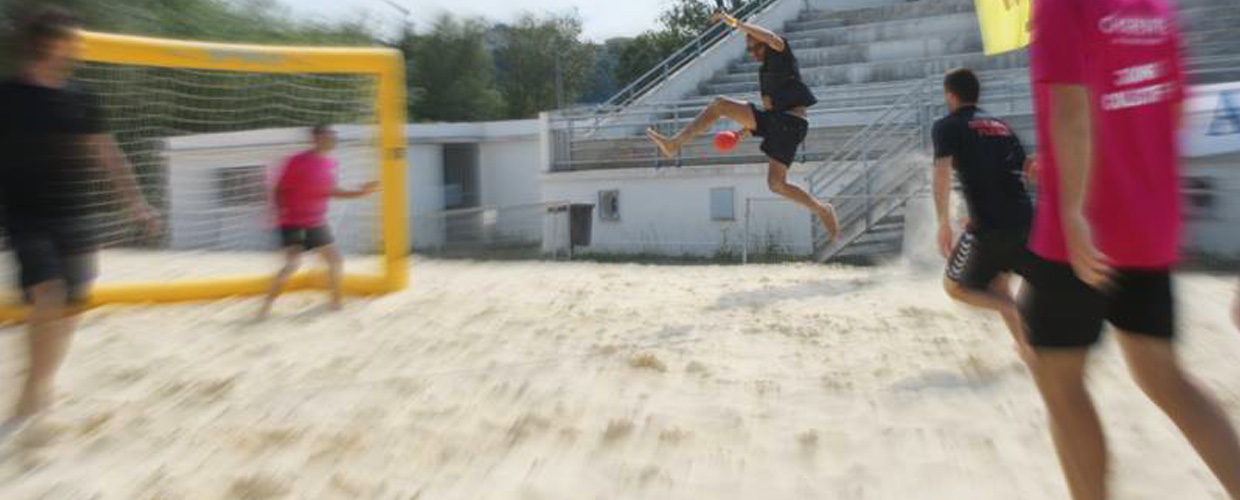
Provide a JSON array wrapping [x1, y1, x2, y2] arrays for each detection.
[[796, 0, 975, 25]]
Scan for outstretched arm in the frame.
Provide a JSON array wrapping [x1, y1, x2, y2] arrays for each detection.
[[713, 12, 786, 52], [332, 181, 379, 199]]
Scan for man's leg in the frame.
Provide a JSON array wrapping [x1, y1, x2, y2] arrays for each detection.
[[646, 97, 758, 158], [1027, 350, 1109, 500], [257, 247, 303, 320], [317, 244, 345, 310], [1020, 255, 1110, 500], [944, 273, 1026, 346], [767, 160, 839, 237], [12, 280, 77, 421], [1116, 334, 1240, 498]]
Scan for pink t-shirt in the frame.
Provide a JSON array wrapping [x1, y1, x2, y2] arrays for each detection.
[[275, 150, 336, 227], [1029, 0, 1186, 268]]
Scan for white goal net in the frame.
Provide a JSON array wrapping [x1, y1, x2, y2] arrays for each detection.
[[1, 61, 388, 294]]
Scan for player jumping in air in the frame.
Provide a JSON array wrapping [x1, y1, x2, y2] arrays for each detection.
[[1021, 0, 1240, 498], [1, 6, 160, 436], [645, 11, 839, 238], [257, 124, 377, 320], [932, 68, 1035, 353]]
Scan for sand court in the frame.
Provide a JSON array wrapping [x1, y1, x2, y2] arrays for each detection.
[[2, 255, 1239, 499]]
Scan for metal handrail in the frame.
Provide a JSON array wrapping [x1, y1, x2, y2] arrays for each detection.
[[599, 0, 784, 111], [805, 75, 934, 190]]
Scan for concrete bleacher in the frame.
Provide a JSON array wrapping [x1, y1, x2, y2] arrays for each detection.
[[560, 0, 1240, 174], [551, 0, 1240, 261]]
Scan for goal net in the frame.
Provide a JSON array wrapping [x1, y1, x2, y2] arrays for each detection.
[[0, 32, 408, 321]]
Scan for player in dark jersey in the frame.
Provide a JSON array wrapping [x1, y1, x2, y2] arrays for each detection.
[[645, 11, 838, 238], [0, 7, 159, 436], [931, 69, 1035, 352]]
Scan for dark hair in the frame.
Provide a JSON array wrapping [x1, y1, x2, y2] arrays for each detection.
[[944, 68, 981, 104], [18, 5, 80, 58], [312, 123, 334, 136]]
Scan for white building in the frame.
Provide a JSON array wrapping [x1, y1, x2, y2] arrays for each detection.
[[163, 120, 545, 255]]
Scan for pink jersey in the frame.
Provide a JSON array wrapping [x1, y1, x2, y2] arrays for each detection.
[[1029, 0, 1186, 268], [275, 151, 336, 227]]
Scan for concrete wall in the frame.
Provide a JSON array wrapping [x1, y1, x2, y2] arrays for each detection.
[[480, 140, 542, 208], [541, 165, 813, 258], [407, 143, 446, 248]]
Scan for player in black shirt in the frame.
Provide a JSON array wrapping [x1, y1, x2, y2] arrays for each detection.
[[932, 68, 1035, 351], [1, 7, 159, 435], [646, 11, 838, 238]]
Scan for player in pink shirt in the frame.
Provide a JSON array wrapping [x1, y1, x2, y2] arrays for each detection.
[[1021, 1, 1240, 498], [258, 124, 377, 320]]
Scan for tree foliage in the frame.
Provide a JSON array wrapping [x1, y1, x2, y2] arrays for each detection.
[[406, 14, 506, 122], [493, 13, 594, 118], [614, 0, 749, 92]]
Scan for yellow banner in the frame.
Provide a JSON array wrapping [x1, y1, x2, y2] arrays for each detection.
[[975, 0, 1032, 56]]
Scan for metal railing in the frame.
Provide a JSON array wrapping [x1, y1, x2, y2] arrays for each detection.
[[801, 74, 938, 262], [548, 68, 1036, 172], [600, 0, 784, 111]]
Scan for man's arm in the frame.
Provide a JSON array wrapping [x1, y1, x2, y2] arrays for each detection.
[[933, 157, 955, 258], [331, 181, 379, 199], [713, 13, 786, 52], [91, 134, 160, 232], [1023, 156, 1038, 189], [1050, 84, 1110, 287]]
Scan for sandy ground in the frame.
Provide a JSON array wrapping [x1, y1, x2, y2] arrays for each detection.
[[1, 255, 1239, 500]]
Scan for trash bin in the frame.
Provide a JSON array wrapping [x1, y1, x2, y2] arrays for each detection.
[[569, 203, 595, 247]]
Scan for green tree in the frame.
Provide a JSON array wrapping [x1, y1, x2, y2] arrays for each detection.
[[580, 37, 629, 104], [408, 14, 505, 122], [614, 0, 717, 90], [2, 0, 376, 77], [493, 12, 594, 118], [614, 31, 684, 92]]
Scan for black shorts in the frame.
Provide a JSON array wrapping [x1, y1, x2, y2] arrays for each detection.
[[1019, 254, 1174, 349], [946, 228, 1028, 290], [279, 226, 334, 250], [5, 217, 98, 304], [750, 104, 809, 166]]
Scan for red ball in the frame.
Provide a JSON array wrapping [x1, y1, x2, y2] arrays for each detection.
[[714, 130, 740, 152]]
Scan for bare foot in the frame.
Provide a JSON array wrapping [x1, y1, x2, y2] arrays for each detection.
[[329, 300, 344, 312], [646, 128, 679, 158], [818, 203, 840, 241]]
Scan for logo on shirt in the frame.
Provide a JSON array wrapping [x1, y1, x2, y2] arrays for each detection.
[[1208, 91, 1240, 137], [1101, 61, 1177, 112], [1098, 15, 1168, 37], [1099, 14, 1171, 47], [968, 119, 1013, 137]]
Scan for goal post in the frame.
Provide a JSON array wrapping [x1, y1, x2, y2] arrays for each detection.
[[0, 31, 408, 322]]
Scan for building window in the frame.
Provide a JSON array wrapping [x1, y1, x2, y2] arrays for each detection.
[[599, 190, 620, 221], [217, 166, 267, 206], [1184, 176, 1218, 220], [710, 187, 735, 221]]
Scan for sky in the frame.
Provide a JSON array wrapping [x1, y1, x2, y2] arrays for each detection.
[[287, 0, 667, 42]]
